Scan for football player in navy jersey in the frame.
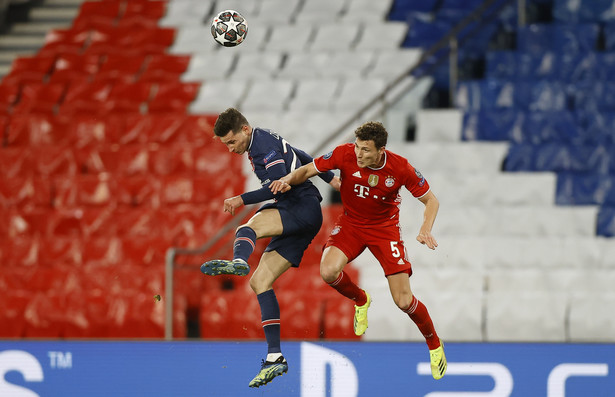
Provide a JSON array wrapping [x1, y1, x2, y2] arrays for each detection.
[[201, 108, 340, 388]]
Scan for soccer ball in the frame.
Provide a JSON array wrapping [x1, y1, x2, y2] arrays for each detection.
[[211, 10, 248, 47]]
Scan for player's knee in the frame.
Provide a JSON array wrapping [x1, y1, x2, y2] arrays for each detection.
[[319, 265, 338, 284], [393, 293, 413, 311]]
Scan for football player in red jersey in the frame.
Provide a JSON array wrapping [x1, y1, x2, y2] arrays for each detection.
[[270, 121, 447, 380]]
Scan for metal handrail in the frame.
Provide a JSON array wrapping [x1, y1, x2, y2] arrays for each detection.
[[164, 0, 522, 340]]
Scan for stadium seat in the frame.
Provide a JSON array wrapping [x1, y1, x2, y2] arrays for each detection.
[[168, 25, 220, 54], [0, 83, 20, 112], [486, 291, 567, 342], [276, 290, 322, 339], [0, 177, 51, 209], [0, 290, 30, 337], [159, 0, 216, 27], [231, 52, 284, 80], [188, 79, 247, 113], [240, 79, 295, 112], [38, 28, 90, 56], [181, 51, 236, 82], [343, 0, 395, 22], [265, 25, 316, 53], [1, 55, 56, 85], [138, 54, 190, 82], [569, 292, 615, 342], [288, 78, 342, 112], [354, 22, 409, 51], [306, 23, 360, 52], [147, 82, 199, 113], [251, 0, 300, 25], [47, 53, 101, 84], [116, 175, 162, 207]]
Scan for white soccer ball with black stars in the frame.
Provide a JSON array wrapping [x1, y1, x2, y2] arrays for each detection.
[[211, 10, 248, 47]]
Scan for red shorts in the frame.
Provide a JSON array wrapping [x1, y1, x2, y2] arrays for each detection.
[[325, 215, 412, 276]]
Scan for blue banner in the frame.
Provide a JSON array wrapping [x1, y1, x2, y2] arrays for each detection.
[[0, 341, 613, 396]]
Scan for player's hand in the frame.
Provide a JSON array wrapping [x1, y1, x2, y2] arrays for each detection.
[[416, 230, 438, 250], [329, 176, 341, 191], [269, 179, 291, 194], [224, 195, 244, 215]]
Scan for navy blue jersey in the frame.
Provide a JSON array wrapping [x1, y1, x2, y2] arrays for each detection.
[[241, 128, 334, 205]]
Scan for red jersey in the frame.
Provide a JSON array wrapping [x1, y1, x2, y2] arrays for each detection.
[[314, 143, 430, 227]]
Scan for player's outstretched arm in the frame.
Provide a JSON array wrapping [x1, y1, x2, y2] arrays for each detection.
[[416, 191, 439, 250], [269, 163, 319, 194]]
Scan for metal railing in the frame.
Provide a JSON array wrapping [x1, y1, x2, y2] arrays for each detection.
[[164, 0, 523, 340]]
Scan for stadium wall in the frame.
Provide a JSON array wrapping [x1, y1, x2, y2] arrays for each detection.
[[0, 341, 612, 396]]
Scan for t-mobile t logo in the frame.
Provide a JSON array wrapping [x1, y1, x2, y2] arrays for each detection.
[[354, 184, 369, 198]]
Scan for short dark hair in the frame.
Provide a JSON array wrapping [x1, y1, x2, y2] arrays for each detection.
[[354, 121, 388, 149], [213, 108, 249, 137]]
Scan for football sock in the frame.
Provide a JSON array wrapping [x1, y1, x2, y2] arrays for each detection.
[[327, 271, 367, 306], [266, 353, 283, 362], [233, 226, 256, 262], [402, 295, 441, 350], [257, 289, 281, 354]]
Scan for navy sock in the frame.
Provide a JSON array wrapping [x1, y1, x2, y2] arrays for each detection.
[[234, 226, 256, 262], [257, 289, 281, 354]]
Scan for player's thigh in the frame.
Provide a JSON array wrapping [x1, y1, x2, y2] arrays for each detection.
[[250, 250, 292, 294], [245, 209, 283, 238]]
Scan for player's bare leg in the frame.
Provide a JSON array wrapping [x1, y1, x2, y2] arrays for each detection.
[[249, 250, 291, 387], [201, 209, 283, 276]]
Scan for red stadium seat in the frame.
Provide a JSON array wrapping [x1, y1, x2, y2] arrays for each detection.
[[277, 290, 322, 339], [107, 81, 153, 113], [5, 208, 49, 237], [0, 177, 52, 209], [79, 145, 150, 175], [59, 80, 114, 115], [149, 145, 194, 175], [0, 83, 20, 112], [6, 115, 69, 146], [322, 292, 361, 340], [37, 236, 82, 267], [31, 146, 78, 176], [139, 54, 190, 82], [67, 114, 124, 148], [81, 236, 122, 266], [120, 236, 166, 267], [0, 290, 30, 337], [1, 55, 56, 85], [48, 53, 102, 84], [114, 207, 162, 237], [0, 236, 40, 267], [11, 83, 67, 114], [123, 0, 167, 20], [48, 207, 117, 237], [53, 174, 117, 208], [147, 82, 200, 113], [94, 53, 148, 83], [38, 28, 90, 56], [200, 287, 263, 339], [116, 175, 162, 207], [0, 147, 34, 177]]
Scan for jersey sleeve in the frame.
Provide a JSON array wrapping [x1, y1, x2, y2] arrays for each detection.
[[294, 146, 335, 183], [241, 150, 288, 205], [313, 145, 342, 173], [404, 161, 430, 198]]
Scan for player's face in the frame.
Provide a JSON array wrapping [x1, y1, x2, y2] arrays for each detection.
[[354, 138, 384, 168], [219, 125, 251, 154]]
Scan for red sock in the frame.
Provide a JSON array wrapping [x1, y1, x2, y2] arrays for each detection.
[[327, 271, 367, 306], [402, 295, 440, 350]]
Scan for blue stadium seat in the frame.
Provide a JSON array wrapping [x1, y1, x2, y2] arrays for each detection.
[[517, 24, 599, 55], [597, 206, 615, 236], [388, 0, 439, 20], [555, 172, 607, 205], [554, 0, 615, 23]]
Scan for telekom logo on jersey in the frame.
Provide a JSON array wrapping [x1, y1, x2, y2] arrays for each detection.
[[354, 184, 370, 198]]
